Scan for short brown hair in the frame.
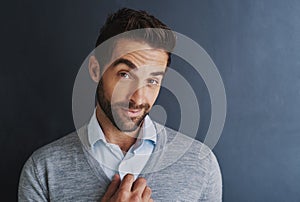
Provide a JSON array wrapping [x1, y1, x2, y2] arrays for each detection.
[[94, 8, 176, 67]]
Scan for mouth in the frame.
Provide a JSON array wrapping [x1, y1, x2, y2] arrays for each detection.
[[121, 107, 144, 118]]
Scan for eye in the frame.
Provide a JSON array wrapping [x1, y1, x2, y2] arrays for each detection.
[[148, 78, 159, 86], [119, 72, 130, 79]]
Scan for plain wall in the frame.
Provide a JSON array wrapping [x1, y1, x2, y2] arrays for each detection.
[[1, 0, 300, 201]]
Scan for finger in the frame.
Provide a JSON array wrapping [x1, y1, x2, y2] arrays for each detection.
[[141, 186, 152, 200], [102, 174, 121, 199], [148, 198, 154, 202], [119, 173, 134, 192], [132, 177, 147, 195]]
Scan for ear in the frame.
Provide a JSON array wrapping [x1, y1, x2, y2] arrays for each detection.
[[88, 55, 101, 83]]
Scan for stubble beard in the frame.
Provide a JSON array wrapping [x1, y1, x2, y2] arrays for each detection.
[[96, 79, 150, 132]]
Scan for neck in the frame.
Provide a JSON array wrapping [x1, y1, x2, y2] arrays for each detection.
[[95, 104, 140, 152]]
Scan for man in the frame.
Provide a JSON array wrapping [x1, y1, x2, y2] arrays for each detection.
[[19, 8, 222, 201]]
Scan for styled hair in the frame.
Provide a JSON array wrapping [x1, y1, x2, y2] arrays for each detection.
[[94, 8, 176, 67]]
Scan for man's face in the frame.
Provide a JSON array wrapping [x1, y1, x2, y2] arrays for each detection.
[[97, 39, 168, 132]]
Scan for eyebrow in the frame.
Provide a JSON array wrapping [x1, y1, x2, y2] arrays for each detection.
[[150, 71, 165, 76], [111, 58, 137, 69], [111, 58, 166, 76]]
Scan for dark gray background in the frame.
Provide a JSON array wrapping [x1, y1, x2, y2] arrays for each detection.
[[1, 0, 300, 201]]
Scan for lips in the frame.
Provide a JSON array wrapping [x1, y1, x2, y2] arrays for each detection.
[[121, 107, 144, 118]]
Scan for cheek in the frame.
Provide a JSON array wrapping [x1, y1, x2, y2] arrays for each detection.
[[100, 81, 116, 103], [109, 83, 132, 103], [148, 88, 161, 105], [101, 74, 128, 102]]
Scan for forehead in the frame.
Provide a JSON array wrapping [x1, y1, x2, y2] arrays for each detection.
[[110, 39, 168, 68]]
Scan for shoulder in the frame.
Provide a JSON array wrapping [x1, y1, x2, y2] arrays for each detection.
[[21, 128, 87, 185], [28, 128, 85, 169]]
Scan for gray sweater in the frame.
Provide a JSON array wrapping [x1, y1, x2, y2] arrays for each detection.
[[18, 124, 222, 201]]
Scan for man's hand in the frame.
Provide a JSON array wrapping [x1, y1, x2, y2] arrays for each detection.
[[101, 174, 153, 202]]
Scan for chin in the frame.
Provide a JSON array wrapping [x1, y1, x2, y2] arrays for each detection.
[[112, 109, 147, 132], [116, 124, 139, 133], [115, 119, 143, 132]]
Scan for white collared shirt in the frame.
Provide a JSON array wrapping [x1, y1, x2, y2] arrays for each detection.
[[87, 110, 156, 180]]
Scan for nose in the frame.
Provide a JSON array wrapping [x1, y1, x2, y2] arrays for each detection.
[[129, 85, 147, 106]]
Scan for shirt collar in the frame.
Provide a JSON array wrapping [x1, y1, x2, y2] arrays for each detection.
[[140, 115, 157, 143], [87, 109, 157, 147], [87, 109, 107, 147]]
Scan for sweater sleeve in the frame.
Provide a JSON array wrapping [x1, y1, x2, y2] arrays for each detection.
[[18, 156, 48, 202], [200, 151, 223, 201]]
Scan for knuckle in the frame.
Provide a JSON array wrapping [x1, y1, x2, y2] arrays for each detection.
[[124, 173, 134, 181], [137, 177, 147, 184], [118, 190, 129, 199], [146, 186, 152, 194], [131, 193, 141, 202], [143, 188, 151, 198], [125, 173, 134, 178]]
